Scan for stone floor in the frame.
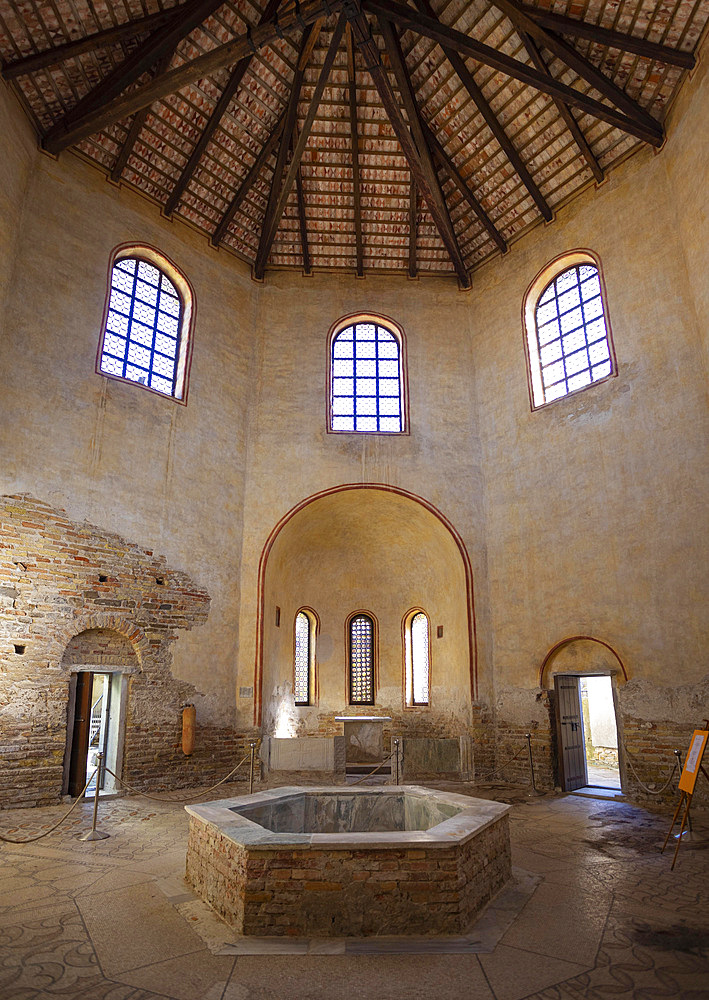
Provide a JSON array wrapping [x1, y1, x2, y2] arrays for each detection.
[[1, 779, 708, 1000], [585, 765, 621, 790]]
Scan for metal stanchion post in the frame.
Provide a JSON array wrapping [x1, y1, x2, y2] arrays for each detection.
[[525, 734, 538, 793], [393, 739, 400, 785], [249, 742, 257, 795], [80, 753, 110, 842]]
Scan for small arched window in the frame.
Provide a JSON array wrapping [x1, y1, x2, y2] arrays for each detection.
[[329, 316, 407, 433], [294, 609, 316, 706], [348, 613, 375, 705], [404, 610, 430, 707], [97, 245, 194, 401], [523, 251, 615, 409]]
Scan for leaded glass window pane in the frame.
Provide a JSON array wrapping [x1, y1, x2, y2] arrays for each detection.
[[411, 613, 430, 705], [331, 323, 402, 432], [349, 615, 374, 704], [100, 256, 183, 397], [533, 265, 612, 406], [294, 612, 310, 705]]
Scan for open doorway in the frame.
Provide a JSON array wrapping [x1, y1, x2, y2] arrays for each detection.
[[580, 675, 620, 790], [555, 673, 621, 792], [64, 670, 127, 798]]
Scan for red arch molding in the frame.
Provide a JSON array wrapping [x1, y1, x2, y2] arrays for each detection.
[[538, 634, 628, 689], [253, 483, 478, 726]]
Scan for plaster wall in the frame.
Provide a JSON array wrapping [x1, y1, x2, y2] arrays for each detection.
[[0, 84, 257, 726], [468, 75, 709, 732], [235, 273, 487, 728], [663, 54, 709, 375], [0, 84, 35, 333]]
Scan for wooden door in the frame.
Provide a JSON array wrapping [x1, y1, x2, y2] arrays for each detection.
[[68, 671, 93, 796], [555, 675, 588, 791]]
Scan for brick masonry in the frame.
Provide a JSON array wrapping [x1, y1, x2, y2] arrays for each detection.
[[185, 813, 511, 937], [0, 495, 255, 807]]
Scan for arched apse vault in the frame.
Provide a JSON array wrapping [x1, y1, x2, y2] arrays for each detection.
[[254, 485, 477, 729]]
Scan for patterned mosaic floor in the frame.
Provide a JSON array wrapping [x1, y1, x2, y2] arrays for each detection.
[[1, 780, 707, 999]]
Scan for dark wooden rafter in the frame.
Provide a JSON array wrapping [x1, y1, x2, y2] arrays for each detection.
[[211, 111, 286, 247], [346, 25, 364, 277], [421, 123, 507, 254], [2, 8, 175, 80], [255, 29, 313, 276], [164, 0, 283, 218], [412, 0, 551, 223], [44, 0, 227, 152], [110, 47, 177, 184], [348, 9, 469, 287], [489, 0, 661, 132], [294, 131, 312, 274], [520, 7, 696, 69], [378, 17, 468, 275], [361, 0, 663, 146], [521, 32, 603, 184], [42, 0, 336, 154], [408, 177, 417, 278], [255, 16, 345, 279]]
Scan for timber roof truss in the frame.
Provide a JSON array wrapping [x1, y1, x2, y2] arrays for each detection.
[[1, 0, 707, 286]]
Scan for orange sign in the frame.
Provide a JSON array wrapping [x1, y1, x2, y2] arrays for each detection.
[[678, 730, 709, 794]]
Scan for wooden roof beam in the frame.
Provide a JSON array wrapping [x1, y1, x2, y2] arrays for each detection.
[[521, 31, 603, 184], [164, 0, 284, 218], [255, 16, 346, 280], [489, 0, 660, 133], [377, 17, 468, 277], [211, 111, 286, 247], [408, 177, 417, 279], [110, 48, 177, 184], [295, 158, 312, 275], [420, 122, 508, 254], [255, 26, 317, 278], [361, 0, 663, 146], [412, 0, 551, 223], [42, 0, 339, 155], [520, 7, 696, 69], [346, 8, 469, 287], [44, 0, 228, 154], [346, 24, 364, 277], [2, 8, 175, 80]]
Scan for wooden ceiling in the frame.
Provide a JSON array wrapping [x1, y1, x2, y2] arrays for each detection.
[[1, 0, 707, 286]]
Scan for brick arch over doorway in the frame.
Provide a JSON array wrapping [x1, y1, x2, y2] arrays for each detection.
[[60, 616, 148, 671], [539, 635, 629, 690]]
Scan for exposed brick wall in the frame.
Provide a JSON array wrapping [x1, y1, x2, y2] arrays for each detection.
[[186, 813, 511, 937], [0, 494, 250, 806], [621, 717, 708, 808]]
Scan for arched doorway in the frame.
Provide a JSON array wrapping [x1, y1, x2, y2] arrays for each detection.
[[541, 636, 627, 792], [61, 628, 140, 796]]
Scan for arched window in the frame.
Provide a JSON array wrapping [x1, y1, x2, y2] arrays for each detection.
[[523, 251, 615, 409], [329, 316, 407, 433], [294, 609, 316, 706], [348, 613, 375, 705], [97, 245, 194, 401], [404, 610, 430, 706]]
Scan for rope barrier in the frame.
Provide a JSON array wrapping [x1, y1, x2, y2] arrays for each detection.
[[0, 767, 98, 844], [347, 748, 398, 786], [622, 745, 678, 795], [473, 743, 530, 784], [103, 753, 252, 803]]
